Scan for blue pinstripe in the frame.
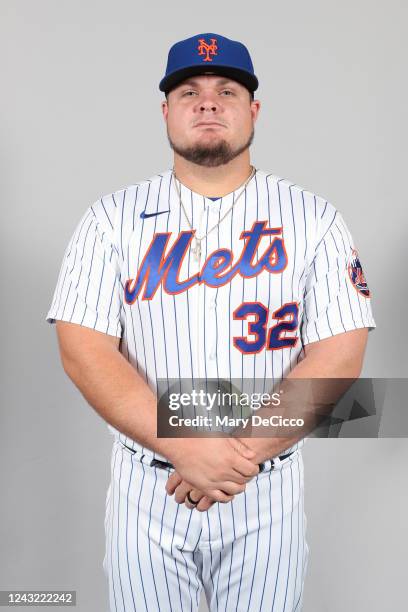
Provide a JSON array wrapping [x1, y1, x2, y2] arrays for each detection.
[[125, 454, 137, 612], [239, 188, 248, 386], [171, 504, 185, 612], [252, 175, 259, 389], [171, 183, 183, 386], [288, 185, 297, 368], [100, 196, 115, 230], [246, 475, 261, 611], [227, 190, 235, 388], [116, 452, 126, 611], [179, 513, 196, 612], [147, 466, 161, 611], [202, 203, 209, 383], [131, 183, 151, 455], [293, 460, 301, 609], [110, 444, 119, 612], [186, 189, 196, 385], [259, 468, 273, 610], [277, 179, 285, 383], [135, 463, 148, 610], [214, 204, 221, 382], [225, 498, 236, 610], [159, 482, 174, 612], [81, 233, 97, 319], [235, 482, 249, 607], [282, 462, 295, 612], [271, 469, 285, 611], [214, 504, 224, 610], [205, 512, 216, 608]]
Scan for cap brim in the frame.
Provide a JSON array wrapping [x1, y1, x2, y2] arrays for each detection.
[[159, 64, 258, 94]]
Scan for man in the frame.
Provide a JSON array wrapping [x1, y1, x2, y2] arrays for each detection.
[[46, 32, 376, 612]]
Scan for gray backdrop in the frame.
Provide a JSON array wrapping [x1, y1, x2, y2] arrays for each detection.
[[1, 1, 407, 610]]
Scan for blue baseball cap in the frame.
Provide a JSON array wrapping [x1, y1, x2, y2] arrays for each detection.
[[159, 33, 258, 94]]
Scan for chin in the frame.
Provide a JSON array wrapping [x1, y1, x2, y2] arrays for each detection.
[[194, 135, 229, 147]]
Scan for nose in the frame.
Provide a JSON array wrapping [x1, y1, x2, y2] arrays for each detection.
[[199, 101, 218, 112], [196, 90, 220, 113]]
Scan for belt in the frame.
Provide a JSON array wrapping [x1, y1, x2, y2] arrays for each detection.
[[258, 450, 294, 472], [120, 442, 295, 473]]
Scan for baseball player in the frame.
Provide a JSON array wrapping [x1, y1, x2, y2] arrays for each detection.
[[45, 33, 376, 611]]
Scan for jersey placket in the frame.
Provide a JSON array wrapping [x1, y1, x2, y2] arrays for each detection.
[[197, 200, 221, 381]]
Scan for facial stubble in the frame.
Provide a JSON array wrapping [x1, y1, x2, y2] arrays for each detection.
[[167, 126, 255, 168]]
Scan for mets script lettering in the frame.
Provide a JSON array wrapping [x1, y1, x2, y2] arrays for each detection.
[[124, 221, 288, 303]]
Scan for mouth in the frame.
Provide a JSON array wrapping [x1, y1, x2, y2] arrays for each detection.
[[194, 122, 226, 129]]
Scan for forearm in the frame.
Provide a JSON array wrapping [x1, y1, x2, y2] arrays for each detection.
[[61, 340, 178, 460], [235, 337, 365, 463], [166, 340, 360, 508]]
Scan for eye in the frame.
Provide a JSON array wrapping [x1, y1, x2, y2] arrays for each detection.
[[220, 89, 234, 96], [182, 90, 198, 96]]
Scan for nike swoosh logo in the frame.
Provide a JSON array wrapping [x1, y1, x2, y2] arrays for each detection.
[[140, 209, 170, 219]]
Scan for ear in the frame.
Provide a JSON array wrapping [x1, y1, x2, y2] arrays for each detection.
[[250, 99, 261, 123], [161, 99, 168, 121]]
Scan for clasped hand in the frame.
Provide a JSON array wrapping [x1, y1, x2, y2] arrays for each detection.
[[165, 437, 260, 512]]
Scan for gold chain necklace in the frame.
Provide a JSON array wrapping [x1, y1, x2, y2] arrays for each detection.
[[173, 166, 257, 263]]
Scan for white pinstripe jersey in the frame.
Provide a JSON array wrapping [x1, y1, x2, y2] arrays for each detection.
[[46, 169, 376, 461]]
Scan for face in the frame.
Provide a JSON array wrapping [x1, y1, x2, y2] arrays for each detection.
[[162, 75, 261, 167]]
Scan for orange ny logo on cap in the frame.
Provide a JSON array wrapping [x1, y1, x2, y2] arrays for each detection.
[[197, 38, 218, 62]]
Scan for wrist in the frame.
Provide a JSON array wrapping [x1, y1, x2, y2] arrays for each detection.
[[159, 437, 192, 466], [237, 437, 287, 464]]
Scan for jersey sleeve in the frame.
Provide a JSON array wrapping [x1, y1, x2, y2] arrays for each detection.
[[45, 203, 123, 338], [300, 208, 376, 345]]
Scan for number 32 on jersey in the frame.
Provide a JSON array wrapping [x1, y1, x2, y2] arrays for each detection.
[[233, 301, 299, 354]]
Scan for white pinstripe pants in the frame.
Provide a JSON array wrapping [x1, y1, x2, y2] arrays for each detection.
[[103, 439, 309, 612]]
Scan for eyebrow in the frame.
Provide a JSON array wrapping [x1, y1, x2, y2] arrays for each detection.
[[179, 78, 237, 88]]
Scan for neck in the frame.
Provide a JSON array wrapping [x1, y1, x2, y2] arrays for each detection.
[[173, 151, 253, 198]]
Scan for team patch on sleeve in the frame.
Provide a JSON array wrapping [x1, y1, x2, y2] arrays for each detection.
[[347, 248, 371, 297]]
